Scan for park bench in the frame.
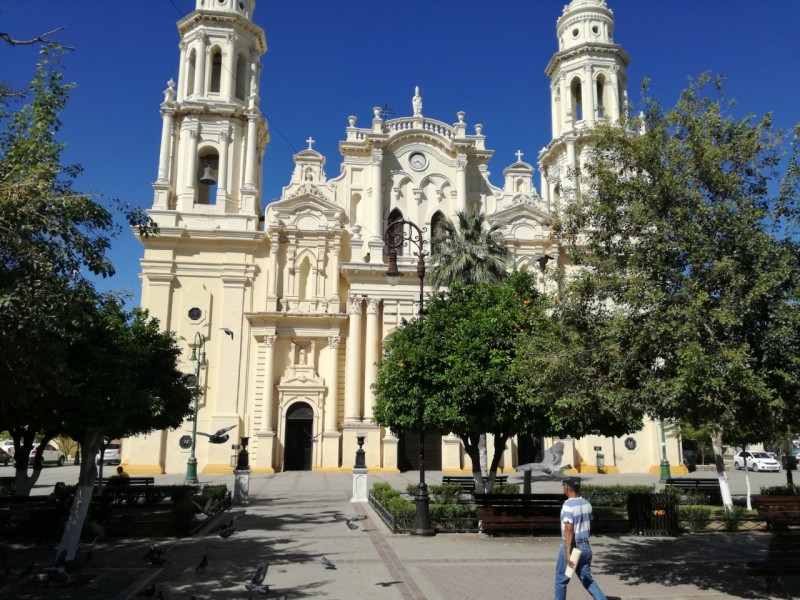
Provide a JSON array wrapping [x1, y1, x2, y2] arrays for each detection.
[[747, 533, 800, 594], [474, 493, 563, 535], [0, 495, 63, 542], [95, 476, 155, 487], [665, 477, 722, 504], [441, 475, 508, 494], [753, 495, 800, 531]]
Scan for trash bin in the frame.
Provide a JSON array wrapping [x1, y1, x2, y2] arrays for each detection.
[[596, 453, 605, 470], [627, 493, 679, 536]]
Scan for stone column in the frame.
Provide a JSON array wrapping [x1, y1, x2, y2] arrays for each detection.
[[329, 242, 341, 310], [223, 33, 237, 101], [216, 128, 230, 207], [195, 34, 207, 97], [560, 74, 571, 133], [583, 65, 595, 127], [267, 232, 279, 312], [456, 154, 467, 215], [363, 298, 381, 421], [369, 148, 383, 244], [177, 42, 188, 102], [243, 113, 258, 189], [156, 100, 174, 184], [610, 65, 621, 122], [344, 296, 363, 422], [321, 335, 342, 469], [254, 334, 276, 473]]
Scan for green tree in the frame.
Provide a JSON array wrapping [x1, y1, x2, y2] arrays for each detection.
[[0, 43, 158, 486], [428, 210, 510, 289], [53, 298, 194, 560], [374, 272, 564, 492], [555, 74, 800, 509], [427, 209, 511, 474]]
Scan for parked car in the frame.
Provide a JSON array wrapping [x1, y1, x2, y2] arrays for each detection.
[[0, 448, 9, 466], [14, 443, 66, 467], [96, 443, 122, 465], [733, 451, 780, 472], [0, 440, 14, 458]]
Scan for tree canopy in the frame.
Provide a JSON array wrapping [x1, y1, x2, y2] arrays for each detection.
[[373, 271, 639, 488], [554, 74, 800, 489]]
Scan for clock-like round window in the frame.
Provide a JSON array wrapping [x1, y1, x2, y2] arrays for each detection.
[[188, 307, 202, 321], [185, 374, 198, 387], [624, 437, 637, 451], [409, 152, 427, 171], [179, 435, 193, 449]]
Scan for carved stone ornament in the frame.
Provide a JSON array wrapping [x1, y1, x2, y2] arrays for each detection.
[[348, 296, 363, 315], [288, 183, 324, 200]]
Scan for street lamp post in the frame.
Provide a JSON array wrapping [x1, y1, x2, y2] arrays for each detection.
[[384, 218, 434, 536], [185, 332, 207, 484], [660, 419, 671, 482]]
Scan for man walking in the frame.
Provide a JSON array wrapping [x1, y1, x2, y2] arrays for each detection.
[[555, 476, 607, 600]]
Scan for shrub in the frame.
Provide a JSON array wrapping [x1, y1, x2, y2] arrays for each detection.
[[582, 484, 654, 507], [385, 495, 415, 520], [491, 483, 520, 494], [429, 502, 474, 520], [429, 484, 462, 504], [679, 505, 713, 532], [372, 482, 402, 504], [719, 506, 747, 532], [759, 485, 800, 496]]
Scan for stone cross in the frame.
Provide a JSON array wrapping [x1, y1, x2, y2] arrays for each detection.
[[306, 136, 315, 150], [515, 149, 524, 162]]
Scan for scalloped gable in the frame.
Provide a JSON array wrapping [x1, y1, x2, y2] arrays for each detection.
[[489, 200, 549, 240], [267, 185, 345, 231]]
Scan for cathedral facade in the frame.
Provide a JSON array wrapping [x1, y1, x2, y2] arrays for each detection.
[[125, 0, 686, 476]]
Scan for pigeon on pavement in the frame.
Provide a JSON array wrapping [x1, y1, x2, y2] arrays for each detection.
[[320, 556, 336, 570], [345, 518, 359, 530]]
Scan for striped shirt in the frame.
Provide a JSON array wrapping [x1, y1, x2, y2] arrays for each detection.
[[560, 496, 592, 543]]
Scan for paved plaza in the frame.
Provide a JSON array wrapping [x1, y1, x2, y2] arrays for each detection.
[[1, 466, 797, 599]]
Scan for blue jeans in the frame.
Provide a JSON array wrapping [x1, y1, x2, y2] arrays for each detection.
[[554, 541, 607, 600]]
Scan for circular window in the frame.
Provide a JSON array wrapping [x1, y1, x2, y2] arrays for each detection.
[[624, 437, 637, 451], [185, 374, 198, 387], [179, 435, 193, 449], [239, 1, 245, 8], [572, 28, 579, 38], [188, 307, 202, 321], [592, 25, 599, 35]]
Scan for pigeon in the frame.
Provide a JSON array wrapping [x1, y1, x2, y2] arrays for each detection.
[[221, 327, 234, 339], [345, 518, 359, 530], [320, 556, 336, 570], [195, 424, 237, 444], [137, 584, 157, 598], [219, 523, 236, 538], [195, 554, 208, 573], [251, 563, 268, 584], [214, 513, 244, 532], [245, 582, 270, 595], [191, 496, 217, 521]]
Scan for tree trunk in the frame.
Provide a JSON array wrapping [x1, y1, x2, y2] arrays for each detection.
[[478, 434, 488, 477], [711, 432, 733, 511], [56, 431, 101, 561], [485, 434, 509, 494], [461, 433, 485, 493]]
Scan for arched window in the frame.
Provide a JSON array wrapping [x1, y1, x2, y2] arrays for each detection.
[[596, 74, 606, 119], [187, 49, 197, 97], [571, 77, 583, 121], [387, 208, 404, 256], [196, 150, 219, 205], [210, 48, 222, 94], [235, 54, 248, 101], [430, 211, 445, 255]]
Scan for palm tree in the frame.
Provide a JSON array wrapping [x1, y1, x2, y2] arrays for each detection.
[[428, 210, 510, 481], [428, 210, 510, 289]]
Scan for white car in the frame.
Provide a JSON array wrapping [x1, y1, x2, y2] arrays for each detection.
[[16, 443, 66, 467], [733, 451, 780, 472], [96, 443, 122, 465]]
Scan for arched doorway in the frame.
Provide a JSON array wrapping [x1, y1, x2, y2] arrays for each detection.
[[398, 431, 442, 472], [284, 402, 314, 471]]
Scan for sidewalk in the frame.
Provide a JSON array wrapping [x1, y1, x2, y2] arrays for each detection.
[[1, 469, 796, 599]]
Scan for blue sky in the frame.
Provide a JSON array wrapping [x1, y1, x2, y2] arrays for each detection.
[[3, 1, 799, 305]]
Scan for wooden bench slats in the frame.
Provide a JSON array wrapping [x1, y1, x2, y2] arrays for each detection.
[[95, 476, 155, 487], [665, 477, 722, 504], [753, 495, 800, 530], [441, 475, 508, 494], [473, 493, 564, 534]]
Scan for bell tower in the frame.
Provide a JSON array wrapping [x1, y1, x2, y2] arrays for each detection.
[[538, 0, 629, 213], [151, 0, 268, 230]]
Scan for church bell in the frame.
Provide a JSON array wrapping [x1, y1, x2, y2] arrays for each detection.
[[200, 164, 216, 185]]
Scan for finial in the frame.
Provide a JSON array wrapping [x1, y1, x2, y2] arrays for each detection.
[[457, 111, 465, 124], [306, 136, 315, 150], [373, 106, 382, 119], [515, 149, 524, 162], [348, 115, 357, 127]]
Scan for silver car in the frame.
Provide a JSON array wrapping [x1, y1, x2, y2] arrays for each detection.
[[733, 451, 780, 472]]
